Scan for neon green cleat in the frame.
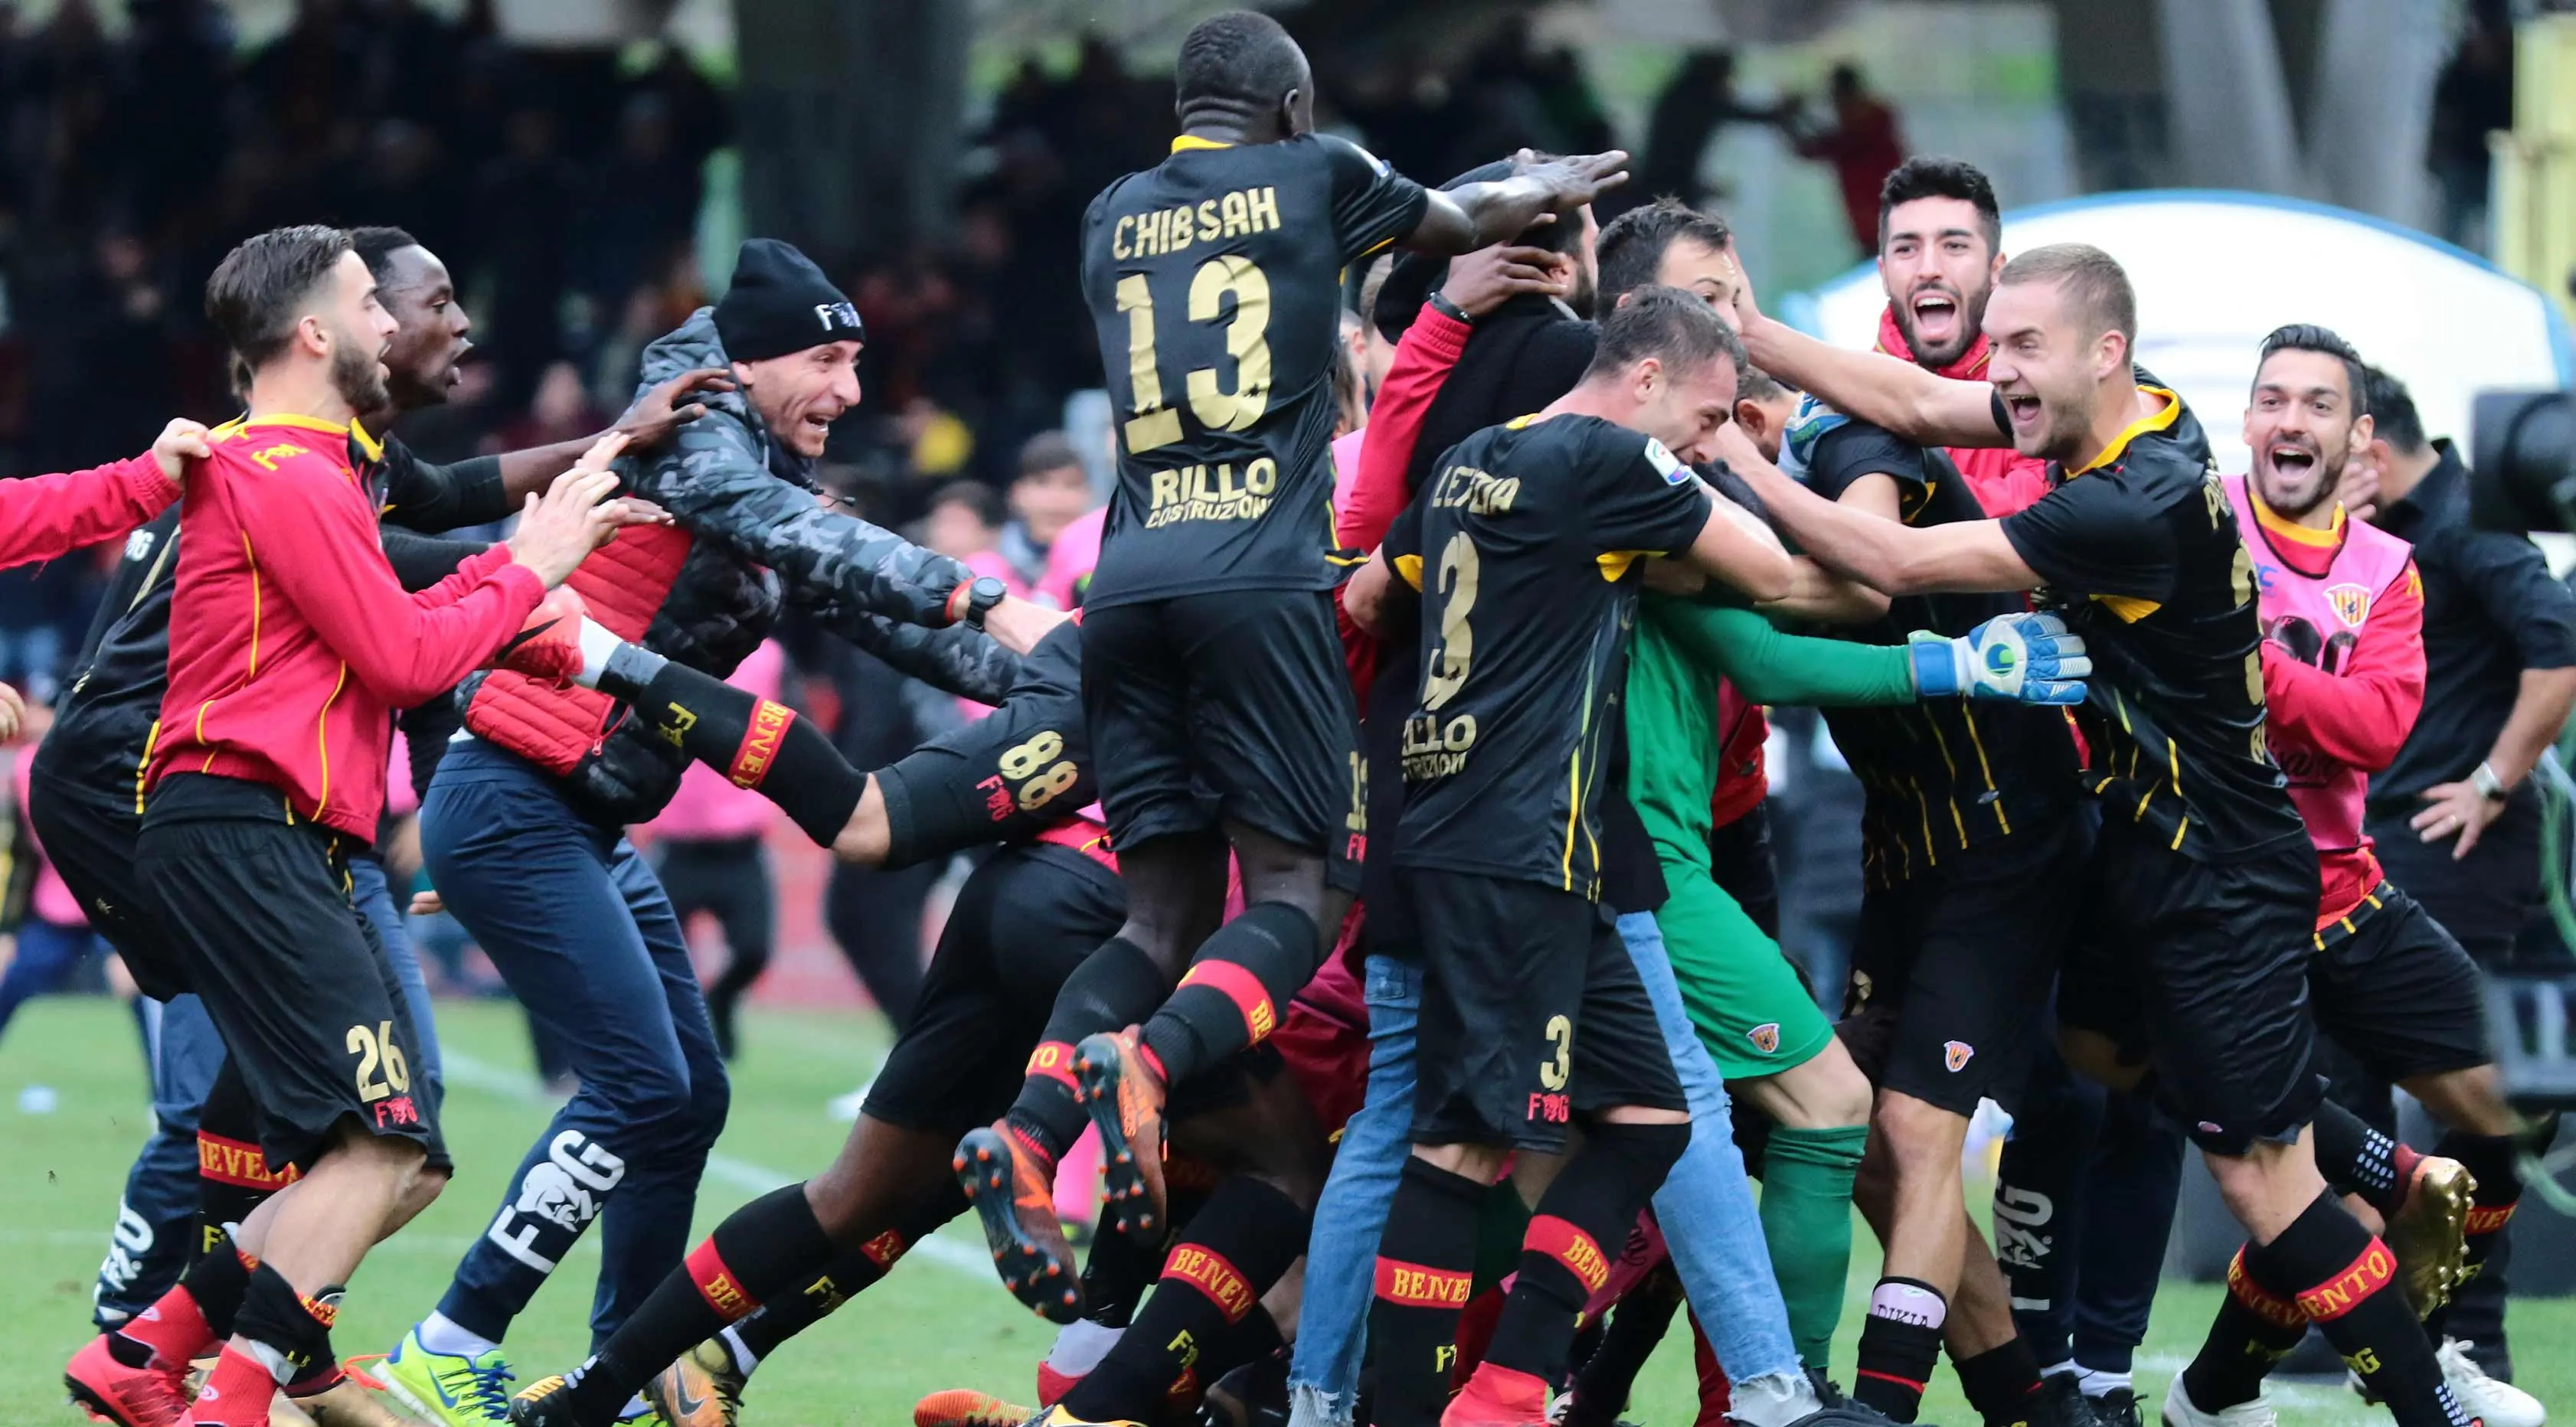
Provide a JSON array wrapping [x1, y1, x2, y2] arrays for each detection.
[[379, 1326, 518, 1425]]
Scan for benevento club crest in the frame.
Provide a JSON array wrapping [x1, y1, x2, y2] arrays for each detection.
[[2325, 583, 2372, 628], [1944, 1040, 1975, 1072], [1746, 1022, 1781, 1054]]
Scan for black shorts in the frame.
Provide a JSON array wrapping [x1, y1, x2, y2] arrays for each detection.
[[878, 686, 1094, 871], [1407, 868, 1685, 1152], [863, 843, 1126, 1131], [1081, 589, 1358, 859], [1838, 813, 2090, 1116], [2310, 882, 2493, 1085], [23, 764, 188, 999], [134, 774, 446, 1174], [2058, 822, 2322, 1156]]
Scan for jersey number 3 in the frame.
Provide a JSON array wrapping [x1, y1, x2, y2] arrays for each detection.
[[1117, 258, 1274, 452]]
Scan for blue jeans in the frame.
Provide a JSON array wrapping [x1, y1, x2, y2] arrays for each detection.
[[1617, 910, 1806, 1385], [422, 739, 730, 1348], [93, 993, 224, 1325], [1287, 954, 1420, 1427], [90, 851, 447, 1324]]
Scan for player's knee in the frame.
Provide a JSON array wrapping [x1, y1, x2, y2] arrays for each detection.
[[1872, 1091, 1966, 1175], [400, 1162, 450, 1216], [2403, 1063, 2515, 1137]]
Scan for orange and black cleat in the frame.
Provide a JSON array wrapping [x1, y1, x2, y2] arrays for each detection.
[[914, 1387, 1039, 1427], [1074, 1027, 1169, 1240], [956, 1122, 1085, 1323]]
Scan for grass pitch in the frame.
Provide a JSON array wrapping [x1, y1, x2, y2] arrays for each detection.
[[0, 997, 2561, 1426]]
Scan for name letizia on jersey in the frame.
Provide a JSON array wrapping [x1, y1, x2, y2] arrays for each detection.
[[1144, 456, 1280, 527], [1112, 185, 1284, 260]]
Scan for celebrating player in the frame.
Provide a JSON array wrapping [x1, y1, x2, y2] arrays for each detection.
[[91, 224, 638, 1427], [1728, 243, 2476, 1427], [1339, 289, 1798, 1427], [954, 11, 1638, 1309]]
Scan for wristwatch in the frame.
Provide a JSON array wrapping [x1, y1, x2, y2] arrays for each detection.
[[948, 575, 1008, 630], [2472, 761, 2508, 802], [1427, 290, 1475, 326]]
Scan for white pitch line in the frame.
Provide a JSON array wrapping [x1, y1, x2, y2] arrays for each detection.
[[438, 1050, 989, 1278]]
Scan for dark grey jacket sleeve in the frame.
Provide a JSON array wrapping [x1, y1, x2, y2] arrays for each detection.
[[825, 608, 1024, 706], [630, 405, 974, 628]]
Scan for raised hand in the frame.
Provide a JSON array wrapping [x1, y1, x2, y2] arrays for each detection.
[[505, 460, 630, 588], [1440, 243, 1571, 318], [1515, 147, 1630, 212], [1910, 611, 2090, 704], [151, 418, 214, 485], [615, 367, 736, 452]]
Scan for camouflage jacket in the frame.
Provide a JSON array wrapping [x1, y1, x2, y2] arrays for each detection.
[[469, 307, 1021, 827]]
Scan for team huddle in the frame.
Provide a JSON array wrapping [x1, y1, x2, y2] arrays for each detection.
[[1, 10, 2555, 1427]]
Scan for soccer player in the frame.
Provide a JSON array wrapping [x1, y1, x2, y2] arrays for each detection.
[[1868, 158, 2047, 518], [1724, 243, 2476, 1427], [2169, 325, 2545, 1427], [1737, 386, 2098, 1426], [100, 224, 633, 1427], [54, 223, 726, 1427], [378, 237, 1048, 1425], [961, 9, 1633, 1295], [1337, 289, 1796, 1427]]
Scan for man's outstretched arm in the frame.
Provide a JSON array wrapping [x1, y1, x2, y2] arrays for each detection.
[[1711, 425, 2038, 596], [1724, 243, 2004, 449], [0, 420, 208, 571]]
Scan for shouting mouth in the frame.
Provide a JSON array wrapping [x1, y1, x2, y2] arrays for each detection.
[[1909, 287, 1961, 347]]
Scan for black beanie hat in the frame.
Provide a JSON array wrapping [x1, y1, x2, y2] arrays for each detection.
[[714, 238, 865, 362]]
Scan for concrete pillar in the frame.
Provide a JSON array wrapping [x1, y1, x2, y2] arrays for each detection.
[[732, 0, 969, 267], [2306, 0, 2447, 227], [2157, 0, 2304, 194]]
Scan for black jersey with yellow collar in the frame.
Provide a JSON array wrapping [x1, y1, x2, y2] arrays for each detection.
[[1998, 384, 2303, 857], [1385, 413, 1712, 896], [1080, 132, 1428, 607]]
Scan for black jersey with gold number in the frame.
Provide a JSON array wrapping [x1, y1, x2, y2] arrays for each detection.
[[1080, 134, 1428, 608], [1386, 414, 1713, 896], [1787, 403, 2080, 884], [1998, 387, 2301, 857]]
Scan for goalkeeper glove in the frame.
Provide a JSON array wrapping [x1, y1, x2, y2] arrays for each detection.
[[1908, 611, 2090, 704]]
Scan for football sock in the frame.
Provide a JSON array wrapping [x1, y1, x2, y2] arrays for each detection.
[[554, 1183, 838, 1425], [733, 1182, 968, 1367], [1139, 903, 1319, 1086], [1480, 1122, 1688, 1389], [1563, 1259, 1682, 1427], [1371, 1157, 1487, 1427], [1760, 1123, 1867, 1370], [2267, 1193, 2466, 1427], [414, 1311, 497, 1359], [2426, 1125, 2523, 1335], [115, 1236, 250, 1369], [2179, 1243, 2308, 1410], [1852, 1278, 1948, 1422], [227, 1262, 340, 1392], [600, 646, 865, 845], [1061, 1176, 1310, 1422], [1952, 1340, 2042, 1426], [1007, 938, 1169, 1162], [2308, 1096, 2417, 1215]]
